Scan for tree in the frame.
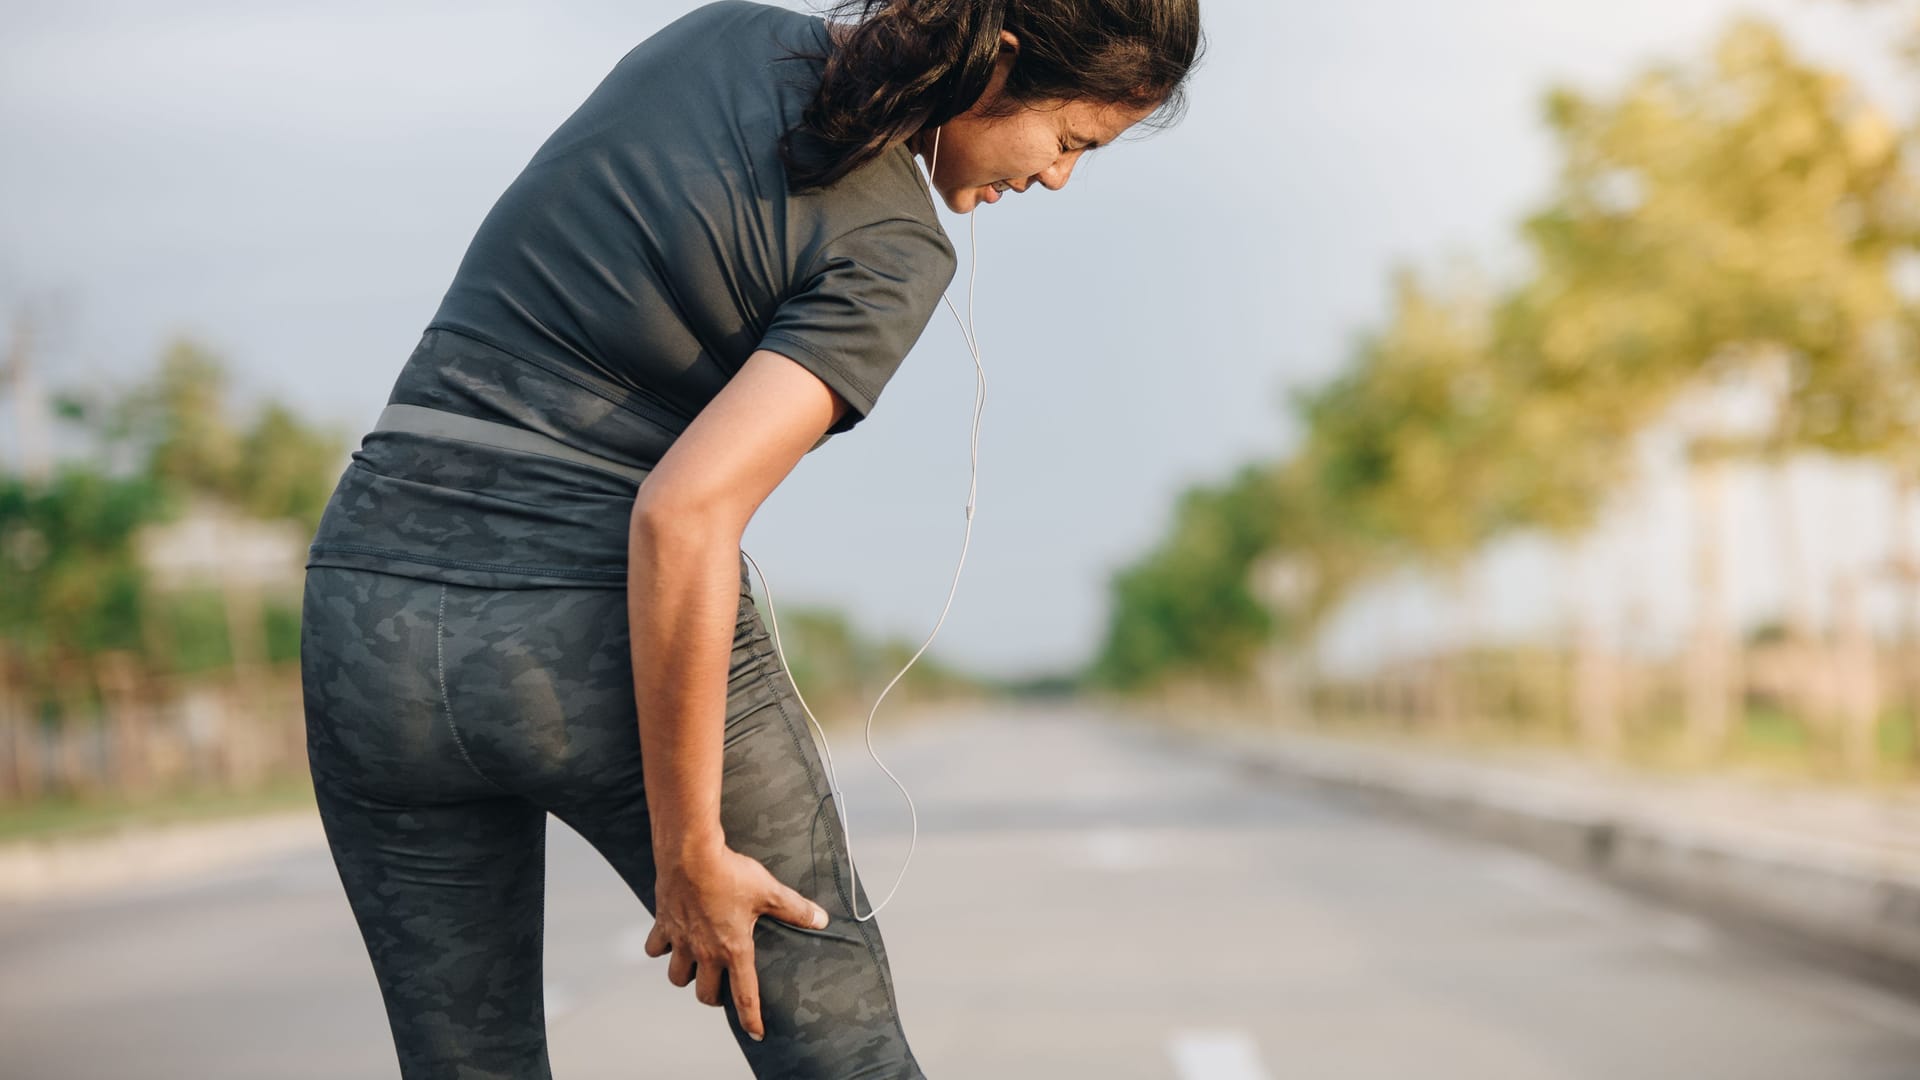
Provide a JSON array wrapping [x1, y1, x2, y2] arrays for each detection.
[[1530, 19, 1917, 763], [1088, 463, 1287, 691], [0, 467, 166, 707], [67, 336, 346, 531], [1092, 16, 1918, 775]]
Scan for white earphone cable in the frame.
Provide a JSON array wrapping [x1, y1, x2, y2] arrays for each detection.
[[739, 125, 985, 921]]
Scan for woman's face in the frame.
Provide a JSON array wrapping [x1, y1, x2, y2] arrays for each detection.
[[909, 32, 1159, 214]]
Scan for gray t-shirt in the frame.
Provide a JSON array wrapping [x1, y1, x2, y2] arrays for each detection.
[[307, 0, 958, 589]]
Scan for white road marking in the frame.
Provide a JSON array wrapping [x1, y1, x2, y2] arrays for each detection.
[[1167, 1029, 1273, 1080]]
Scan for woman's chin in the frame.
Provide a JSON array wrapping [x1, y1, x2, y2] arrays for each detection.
[[934, 184, 1000, 214], [959, 187, 1001, 213]]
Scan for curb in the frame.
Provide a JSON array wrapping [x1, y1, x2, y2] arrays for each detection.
[[1134, 717, 1920, 993]]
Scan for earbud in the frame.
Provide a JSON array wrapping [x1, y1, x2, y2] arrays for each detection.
[[739, 121, 986, 922]]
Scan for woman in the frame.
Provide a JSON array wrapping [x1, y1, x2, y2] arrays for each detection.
[[299, 1, 1203, 1076]]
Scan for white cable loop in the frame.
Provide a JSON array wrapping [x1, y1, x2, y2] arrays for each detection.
[[740, 126, 984, 921]]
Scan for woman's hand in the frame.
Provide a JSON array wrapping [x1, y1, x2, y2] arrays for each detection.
[[644, 843, 830, 1042]]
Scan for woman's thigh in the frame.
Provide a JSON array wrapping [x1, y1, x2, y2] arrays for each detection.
[[301, 566, 552, 1080], [709, 585, 925, 1078], [444, 556, 927, 1078]]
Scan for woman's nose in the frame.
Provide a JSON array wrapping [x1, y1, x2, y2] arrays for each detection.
[[1037, 153, 1082, 192]]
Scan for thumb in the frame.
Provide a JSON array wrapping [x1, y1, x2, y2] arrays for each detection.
[[769, 880, 829, 930]]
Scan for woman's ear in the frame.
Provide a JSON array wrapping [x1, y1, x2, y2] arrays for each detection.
[[998, 29, 1020, 54]]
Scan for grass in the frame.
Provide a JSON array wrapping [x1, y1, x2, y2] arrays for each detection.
[[0, 774, 317, 845], [1188, 693, 1919, 791]]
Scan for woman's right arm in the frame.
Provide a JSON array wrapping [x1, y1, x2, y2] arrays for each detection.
[[631, 347, 850, 1043]]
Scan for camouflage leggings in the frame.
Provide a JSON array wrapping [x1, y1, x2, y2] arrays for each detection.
[[300, 557, 927, 1079]]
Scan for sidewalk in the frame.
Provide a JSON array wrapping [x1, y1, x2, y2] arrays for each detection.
[[1126, 709, 1920, 990], [0, 808, 325, 904]]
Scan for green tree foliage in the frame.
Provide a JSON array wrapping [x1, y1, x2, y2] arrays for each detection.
[[0, 467, 166, 701], [75, 338, 346, 531], [755, 605, 983, 712], [1529, 20, 1917, 459], [1088, 463, 1284, 690], [234, 402, 347, 531], [1292, 269, 1622, 564], [1091, 16, 1918, 694], [3, 335, 347, 697]]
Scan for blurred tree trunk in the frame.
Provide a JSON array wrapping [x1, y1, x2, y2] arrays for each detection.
[[1570, 534, 1623, 758], [1619, 592, 1655, 752], [1769, 459, 1833, 740], [1831, 572, 1883, 776], [1893, 467, 1920, 766], [1683, 451, 1741, 762], [51, 653, 99, 797], [1429, 566, 1474, 738], [138, 580, 176, 676], [0, 646, 34, 804], [96, 650, 153, 796], [5, 307, 52, 484], [1455, 563, 1485, 737]]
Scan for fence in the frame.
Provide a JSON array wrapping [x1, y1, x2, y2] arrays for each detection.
[[0, 651, 305, 806]]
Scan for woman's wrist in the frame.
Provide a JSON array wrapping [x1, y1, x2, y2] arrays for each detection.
[[655, 823, 727, 870]]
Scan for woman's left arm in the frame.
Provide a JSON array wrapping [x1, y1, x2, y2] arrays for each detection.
[[631, 347, 850, 1041]]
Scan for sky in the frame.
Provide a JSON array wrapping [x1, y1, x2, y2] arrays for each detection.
[[1, 0, 1913, 680]]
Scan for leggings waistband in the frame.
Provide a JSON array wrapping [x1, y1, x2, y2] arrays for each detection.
[[372, 404, 654, 486]]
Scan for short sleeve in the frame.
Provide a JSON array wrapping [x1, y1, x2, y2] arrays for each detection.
[[756, 216, 958, 435]]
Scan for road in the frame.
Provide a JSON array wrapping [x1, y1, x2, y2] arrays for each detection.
[[3, 702, 1917, 1078]]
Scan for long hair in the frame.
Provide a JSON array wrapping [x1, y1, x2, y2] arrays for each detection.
[[777, 0, 1206, 193]]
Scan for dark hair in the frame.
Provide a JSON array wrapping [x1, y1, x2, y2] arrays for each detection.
[[777, 0, 1205, 193]]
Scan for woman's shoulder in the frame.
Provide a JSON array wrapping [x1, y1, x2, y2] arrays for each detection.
[[614, 0, 829, 93], [667, 0, 824, 39]]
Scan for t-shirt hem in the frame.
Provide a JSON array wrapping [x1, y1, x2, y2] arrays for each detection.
[[307, 543, 628, 590]]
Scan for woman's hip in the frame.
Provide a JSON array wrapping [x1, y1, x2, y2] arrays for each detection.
[[299, 561, 785, 805]]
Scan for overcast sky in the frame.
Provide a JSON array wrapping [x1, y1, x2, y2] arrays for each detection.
[[2, 0, 1912, 680]]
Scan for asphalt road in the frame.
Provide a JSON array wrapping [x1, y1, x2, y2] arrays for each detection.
[[4, 702, 1918, 1078]]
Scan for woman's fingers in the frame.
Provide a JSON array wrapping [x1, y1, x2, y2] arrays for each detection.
[[730, 950, 765, 1041], [644, 849, 825, 1042], [767, 879, 830, 931], [643, 919, 672, 958], [659, 930, 766, 1040], [667, 942, 696, 988], [694, 946, 726, 1007]]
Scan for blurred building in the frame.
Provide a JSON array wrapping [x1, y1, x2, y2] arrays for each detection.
[[134, 495, 308, 594]]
